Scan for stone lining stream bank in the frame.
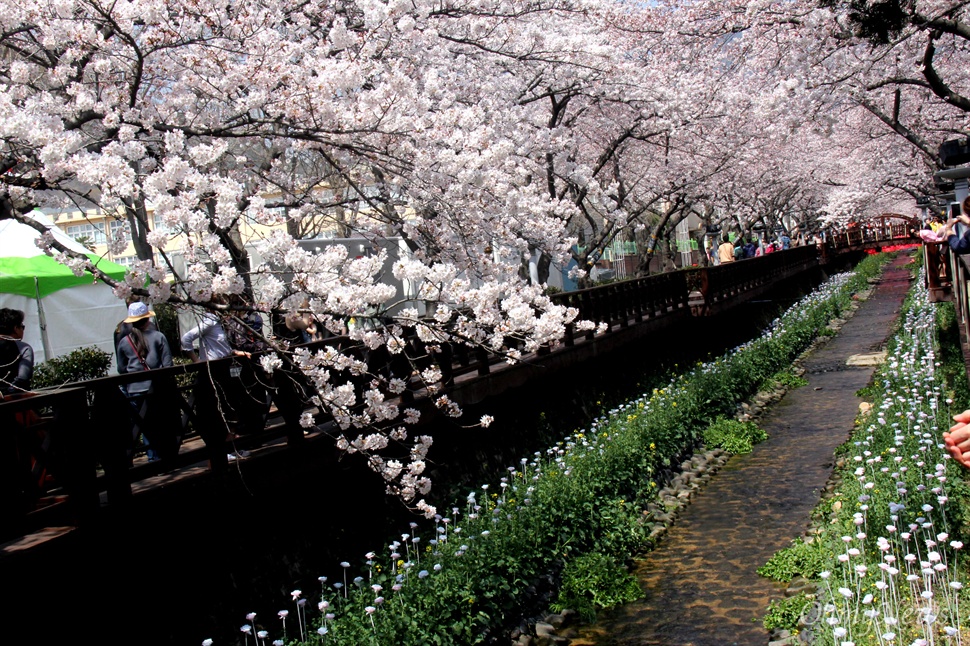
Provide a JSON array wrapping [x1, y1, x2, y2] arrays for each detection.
[[549, 254, 915, 646]]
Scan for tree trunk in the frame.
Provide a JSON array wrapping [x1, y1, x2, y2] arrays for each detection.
[[635, 200, 681, 276], [121, 194, 154, 262]]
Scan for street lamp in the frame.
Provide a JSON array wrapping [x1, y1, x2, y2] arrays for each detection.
[[704, 223, 721, 245], [935, 167, 970, 214], [752, 222, 766, 251], [916, 196, 932, 225], [936, 137, 970, 215]]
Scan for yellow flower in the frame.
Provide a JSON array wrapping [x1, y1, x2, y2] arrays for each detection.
[[649, 481, 656, 488], [649, 443, 656, 450]]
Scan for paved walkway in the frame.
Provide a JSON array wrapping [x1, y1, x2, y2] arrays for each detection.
[[574, 254, 914, 646]]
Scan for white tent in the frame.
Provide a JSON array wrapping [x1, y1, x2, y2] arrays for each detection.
[[0, 212, 128, 366]]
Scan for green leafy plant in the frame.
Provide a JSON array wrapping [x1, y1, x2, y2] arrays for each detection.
[[261, 256, 890, 646], [773, 370, 808, 391], [765, 259, 970, 642], [702, 417, 767, 454], [758, 539, 829, 582], [551, 552, 642, 621], [32, 346, 112, 389], [763, 594, 812, 632], [152, 301, 182, 355], [936, 301, 970, 408]]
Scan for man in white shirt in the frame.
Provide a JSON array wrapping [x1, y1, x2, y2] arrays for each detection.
[[180, 311, 232, 361]]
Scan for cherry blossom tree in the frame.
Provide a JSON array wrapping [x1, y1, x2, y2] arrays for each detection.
[[0, 0, 955, 511], [0, 0, 628, 513]]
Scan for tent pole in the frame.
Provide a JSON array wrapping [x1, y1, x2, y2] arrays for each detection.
[[34, 276, 52, 362]]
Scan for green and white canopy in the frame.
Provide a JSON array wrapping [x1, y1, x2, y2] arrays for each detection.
[[0, 212, 129, 364], [0, 212, 127, 297]]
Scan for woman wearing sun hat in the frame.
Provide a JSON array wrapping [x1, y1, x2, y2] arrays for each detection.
[[116, 302, 173, 462], [116, 302, 173, 384]]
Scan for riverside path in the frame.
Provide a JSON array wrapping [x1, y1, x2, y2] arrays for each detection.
[[573, 253, 915, 646]]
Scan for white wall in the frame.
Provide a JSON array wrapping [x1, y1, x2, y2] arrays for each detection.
[[0, 284, 128, 370]]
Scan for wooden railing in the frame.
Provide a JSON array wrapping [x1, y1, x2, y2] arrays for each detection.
[[550, 269, 689, 342], [939, 243, 970, 375], [0, 241, 884, 546], [696, 245, 818, 310], [0, 355, 312, 542], [829, 223, 915, 250]]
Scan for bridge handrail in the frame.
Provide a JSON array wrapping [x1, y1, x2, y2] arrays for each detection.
[[0, 237, 904, 545], [947, 249, 970, 375]]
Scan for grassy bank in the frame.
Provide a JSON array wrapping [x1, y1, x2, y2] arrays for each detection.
[[219, 254, 891, 646], [760, 261, 970, 645]]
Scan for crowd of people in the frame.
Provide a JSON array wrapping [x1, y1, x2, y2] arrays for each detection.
[[0, 295, 314, 468], [709, 229, 795, 265], [919, 195, 970, 253], [115, 298, 282, 462]]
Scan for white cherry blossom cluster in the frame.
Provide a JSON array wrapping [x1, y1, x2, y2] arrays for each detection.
[[0, 0, 958, 513]]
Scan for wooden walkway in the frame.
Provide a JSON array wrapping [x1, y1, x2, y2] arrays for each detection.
[[0, 237, 911, 555]]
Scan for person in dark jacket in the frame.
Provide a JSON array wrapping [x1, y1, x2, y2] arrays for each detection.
[[0, 308, 36, 516], [116, 302, 173, 390], [0, 308, 33, 398], [116, 302, 173, 462], [743, 238, 757, 259]]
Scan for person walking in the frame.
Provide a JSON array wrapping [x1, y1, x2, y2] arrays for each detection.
[[743, 237, 757, 259], [181, 301, 252, 461], [117, 302, 173, 387]]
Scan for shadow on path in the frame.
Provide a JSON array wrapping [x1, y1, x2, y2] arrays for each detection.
[[574, 254, 915, 646]]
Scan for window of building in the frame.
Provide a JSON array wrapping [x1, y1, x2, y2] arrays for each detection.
[[66, 222, 106, 245], [153, 215, 173, 234]]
